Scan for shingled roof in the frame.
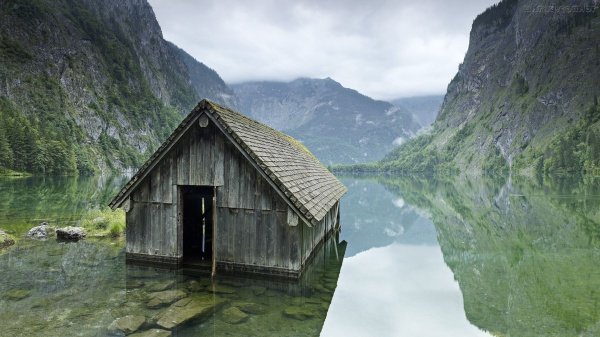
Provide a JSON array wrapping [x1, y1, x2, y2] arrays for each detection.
[[109, 100, 347, 226]]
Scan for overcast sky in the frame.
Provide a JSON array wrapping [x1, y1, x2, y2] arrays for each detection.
[[148, 0, 498, 100]]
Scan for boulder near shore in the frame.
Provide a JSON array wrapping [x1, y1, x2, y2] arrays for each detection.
[[56, 226, 86, 241]]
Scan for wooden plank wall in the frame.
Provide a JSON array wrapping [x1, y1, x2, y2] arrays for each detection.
[[124, 117, 339, 274], [300, 201, 340, 266], [126, 122, 223, 258], [214, 138, 300, 271]]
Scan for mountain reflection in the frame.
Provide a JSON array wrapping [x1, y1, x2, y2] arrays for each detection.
[[379, 174, 600, 337]]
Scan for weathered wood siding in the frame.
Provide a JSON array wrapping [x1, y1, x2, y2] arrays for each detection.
[[300, 201, 339, 266], [125, 115, 337, 274], [214, 138, 300, 272], [126, 121, 224, 258]]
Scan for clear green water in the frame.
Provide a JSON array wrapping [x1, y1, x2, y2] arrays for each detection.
[[1, 174, 599, 336]]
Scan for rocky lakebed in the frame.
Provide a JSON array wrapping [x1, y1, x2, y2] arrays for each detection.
[[0, 234, 342, 337]]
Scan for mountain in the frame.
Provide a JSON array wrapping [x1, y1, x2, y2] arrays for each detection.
[[168, 42, 239, 110], [0, 0, 233, 175], [390, 95, 444, 130], [232, 78, 422, 164], [380, 0, 600, 176]]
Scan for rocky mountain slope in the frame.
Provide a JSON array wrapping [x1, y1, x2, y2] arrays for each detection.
[[232, 78, 421, 164], [0, 0, 233, 175], [390, 95, 443, 130], [381, 0, 600, 176]]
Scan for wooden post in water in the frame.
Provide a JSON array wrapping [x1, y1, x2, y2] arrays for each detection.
[[211, 187, 217, 278]]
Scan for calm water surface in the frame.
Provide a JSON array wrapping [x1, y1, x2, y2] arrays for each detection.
[[0, 175, 599, 336]]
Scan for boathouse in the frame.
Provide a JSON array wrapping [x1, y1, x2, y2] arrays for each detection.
[[109, 100, 346, 278]]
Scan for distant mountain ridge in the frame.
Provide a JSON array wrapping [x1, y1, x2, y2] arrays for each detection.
[[232, 78, 422, 164], [390, 95, 443, 130], [0, 0, 234, 174]]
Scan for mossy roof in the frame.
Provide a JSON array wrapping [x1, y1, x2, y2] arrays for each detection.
[[110, 100, 346, 225]]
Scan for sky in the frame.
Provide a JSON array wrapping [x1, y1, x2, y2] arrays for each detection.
[[148, 0, 499, 101]]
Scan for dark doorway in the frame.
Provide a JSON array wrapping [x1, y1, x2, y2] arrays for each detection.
[[182, 186, 214, 264]]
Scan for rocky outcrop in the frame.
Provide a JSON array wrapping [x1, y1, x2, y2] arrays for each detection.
[[56, 227, 86, 241], [27, 223, 54, 240]]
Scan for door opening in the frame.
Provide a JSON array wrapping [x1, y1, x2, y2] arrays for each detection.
[[182, 186, 214, 264]]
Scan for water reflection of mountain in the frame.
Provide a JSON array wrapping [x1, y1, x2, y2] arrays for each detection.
[[0, 175, 127, 234], [338, 177, 437, 256], [381, 175, 600, 337]]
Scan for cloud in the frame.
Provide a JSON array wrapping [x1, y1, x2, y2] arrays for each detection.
[[148, 0, 499, 100]]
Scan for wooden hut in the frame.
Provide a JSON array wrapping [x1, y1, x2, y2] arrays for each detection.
[[109, 100, 347, 278]]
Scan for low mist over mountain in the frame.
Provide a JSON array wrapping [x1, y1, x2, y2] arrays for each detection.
[[0, 0, 233, 175], [391, 95, 444, 130], [232, 78, 422, 164]]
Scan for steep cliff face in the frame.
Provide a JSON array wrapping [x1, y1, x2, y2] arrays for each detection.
[[383, 0, 600, 175], [0, 0, 233, 174], [169, 42, 239, 110], [233, 78, 421, 164]]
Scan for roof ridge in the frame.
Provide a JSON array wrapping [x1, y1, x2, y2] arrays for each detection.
[[110, 99, 347, 225]]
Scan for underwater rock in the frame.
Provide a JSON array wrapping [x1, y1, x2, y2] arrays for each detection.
[[221, 306, 248, 324], [27, 223, 54, 240], [156, 296, 225, 329], [0, 229, 15, 249], [126, 280, 145, 289], [108, 315, 146, 335], [147, 280, 175, 292], [249, 286, 267, 296], [185, 280, 206, 292], [129, 329, 172, 337], [146, 290, 187, 309], [207, 284, 237, 294], [282, 306, 317, 321], [56, 226, 86, 241], [3, 289, 31, 301], [235, 302, 267, 315]]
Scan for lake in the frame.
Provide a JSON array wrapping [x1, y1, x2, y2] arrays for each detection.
[[0, 174, 599, 336]]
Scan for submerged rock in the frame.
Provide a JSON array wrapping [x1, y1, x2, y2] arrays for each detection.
[[27, 223, 54, 240], [126, 280, 145, 289], [282, 306, 317, 321], [147, 280, 175, 292], [56, 226, 86, 241], [108, 315, 146, 335], [221, 306, 248, 324], [207, 284, 237, 294], [0, 230, 15, 249], [3, 289, 31, 301], [185, 279, 211, 292], [146, 290, 187, 309], [235, 302, 267, 315], [156, 296, 225, 329], [129, 329, 172, 337], [249, 286, 267, 296]]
